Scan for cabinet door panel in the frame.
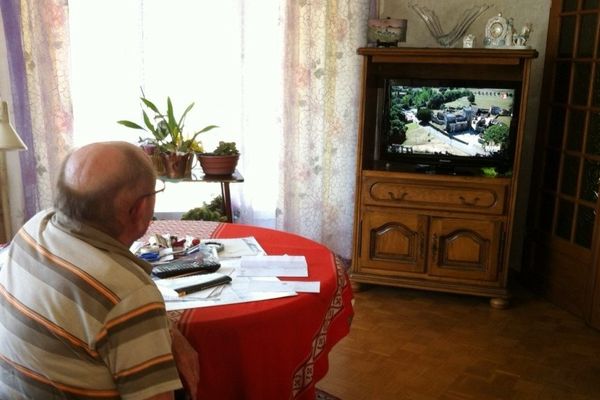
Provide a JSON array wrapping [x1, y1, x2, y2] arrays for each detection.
[[429, 217, 502, 282], [360, 210, 427, 274]]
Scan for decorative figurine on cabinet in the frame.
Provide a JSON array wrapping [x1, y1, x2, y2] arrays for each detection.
[[504, 17, 515, 46], [367, 17, 407, 47], [463, 34, 475, 48], [513, 23, 532, 48]]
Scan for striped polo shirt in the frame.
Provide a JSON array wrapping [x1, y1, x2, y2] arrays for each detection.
[[0, 209, 182, 399]]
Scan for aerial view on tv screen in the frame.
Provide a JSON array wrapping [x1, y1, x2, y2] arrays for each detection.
[[384, 82, 516, 161]]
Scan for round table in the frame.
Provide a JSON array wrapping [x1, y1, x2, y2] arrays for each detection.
[[145, 220, 354, 400]]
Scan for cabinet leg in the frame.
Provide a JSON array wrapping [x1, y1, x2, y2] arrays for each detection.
[[490, 297, 510, 309], [350, 280, 367, 293]]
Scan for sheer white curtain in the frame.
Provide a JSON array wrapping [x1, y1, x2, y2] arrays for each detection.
[[278, 1, 369, 258], [69, 0, 283, 226]]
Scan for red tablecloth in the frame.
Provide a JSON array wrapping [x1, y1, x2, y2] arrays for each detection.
[[145, 221, 354, 400]]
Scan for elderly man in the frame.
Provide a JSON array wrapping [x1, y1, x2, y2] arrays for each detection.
[[0, 142, 190, 399]]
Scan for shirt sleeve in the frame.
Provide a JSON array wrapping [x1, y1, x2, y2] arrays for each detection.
[[96, 284, 183, 400]]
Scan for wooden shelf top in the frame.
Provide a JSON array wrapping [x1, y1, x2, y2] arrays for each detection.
[[357, 47, 538, 65]]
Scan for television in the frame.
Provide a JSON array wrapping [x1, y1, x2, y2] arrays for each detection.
[[379, 78, 521, 174]]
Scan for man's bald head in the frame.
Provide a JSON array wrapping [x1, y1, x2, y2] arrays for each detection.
[[55, 141, 157, 237], [62, 142, 147, 195]]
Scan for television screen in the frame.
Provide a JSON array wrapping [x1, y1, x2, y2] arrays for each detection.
[[382, 79, 519, 172]]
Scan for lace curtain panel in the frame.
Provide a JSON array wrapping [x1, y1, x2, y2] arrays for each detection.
[[0, 0, 73, 224], [279, 1, 369, 258]]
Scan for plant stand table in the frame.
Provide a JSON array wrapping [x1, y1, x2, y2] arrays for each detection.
[[158, 169, 244, 222]]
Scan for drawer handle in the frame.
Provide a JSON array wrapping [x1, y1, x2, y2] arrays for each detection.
[[388, 191, 408, 201], [459, 196, 480, 206]]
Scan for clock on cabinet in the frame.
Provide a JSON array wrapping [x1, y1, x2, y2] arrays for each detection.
[[484, 14, 509, 47]]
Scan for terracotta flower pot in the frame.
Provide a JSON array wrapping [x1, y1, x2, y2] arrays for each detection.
[[140, 143, 157, 155], [139, 144, 166, 175], [151, 153, 167, 176], [196, 154, 239, 176], [160, 152, 192, 179]]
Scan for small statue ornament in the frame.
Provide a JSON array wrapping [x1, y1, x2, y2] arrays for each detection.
[[463, 34, 475, 48], [513, 23, 532, 48]]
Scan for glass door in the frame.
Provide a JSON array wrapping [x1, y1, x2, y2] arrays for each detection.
[[529, 0, 600, 328]]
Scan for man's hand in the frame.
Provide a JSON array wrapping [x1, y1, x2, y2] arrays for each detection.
[[171, 325, 200, 400]]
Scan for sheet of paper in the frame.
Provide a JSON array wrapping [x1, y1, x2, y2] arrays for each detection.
[[238, 255, 308, 277], [232, 278, 320, 293], [279, 281, 320, 293], [203, 237, 266, 259], [148, 237, 319, 310], [155, 272, 231, 299], [163, 283, 296, 311], [130, 241, 144, 255], [232, 277, 290, 292]]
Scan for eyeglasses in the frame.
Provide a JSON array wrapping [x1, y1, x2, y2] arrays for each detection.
[[141, 180, 166, 198]]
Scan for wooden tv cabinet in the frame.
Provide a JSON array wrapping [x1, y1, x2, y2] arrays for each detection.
[[351, 48, 538, 307]]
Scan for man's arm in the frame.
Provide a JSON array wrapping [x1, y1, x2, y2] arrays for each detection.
[[170, 323, 199, 400]]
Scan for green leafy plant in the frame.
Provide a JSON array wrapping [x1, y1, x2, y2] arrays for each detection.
[[180, 195, 226, 222], [118, 94, 218, 154], [207, 195, 224, 212], [480, 167, 498, 177]]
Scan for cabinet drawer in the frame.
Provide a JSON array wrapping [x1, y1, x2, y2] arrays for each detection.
[[362, 177, 507, 215]]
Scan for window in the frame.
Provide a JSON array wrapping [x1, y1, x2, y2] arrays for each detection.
[[69, 0, 283, 220]]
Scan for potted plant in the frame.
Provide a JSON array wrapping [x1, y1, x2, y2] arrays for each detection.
[[181, 195, 226, 222], [196, 141, 240, 176], [136, 137, 165, 175], [118, 95, 217, 179]]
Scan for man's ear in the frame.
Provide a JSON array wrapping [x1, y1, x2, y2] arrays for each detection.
[[129, 195, 144, 218], [115, 187, 155, 246], [126, 195, 153, 236]]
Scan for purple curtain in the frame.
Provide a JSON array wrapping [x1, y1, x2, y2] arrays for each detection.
[[1, 0, 73, 221], [0, 0, 38, 218]]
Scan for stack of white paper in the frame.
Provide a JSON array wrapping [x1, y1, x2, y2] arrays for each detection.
[[136, 236, 323, 310]]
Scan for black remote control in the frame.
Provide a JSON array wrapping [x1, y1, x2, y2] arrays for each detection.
[[152, 260, 221, 279]]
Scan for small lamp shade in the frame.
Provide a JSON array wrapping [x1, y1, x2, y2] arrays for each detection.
[[0, 101, 27, 151]]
